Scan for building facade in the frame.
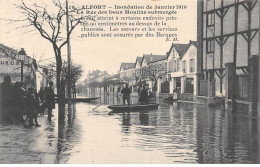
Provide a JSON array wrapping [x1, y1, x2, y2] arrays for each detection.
[[167, 41, 198, 98], [0, 43, 37, 87], [197, 0, 260, 116]]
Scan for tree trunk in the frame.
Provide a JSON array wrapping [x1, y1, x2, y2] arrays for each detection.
[[53, 45, 65, 123]]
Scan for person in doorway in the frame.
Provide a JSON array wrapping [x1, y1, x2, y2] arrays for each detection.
[[121, 84, 132, 106], [139, 85, 149, 105], [45, 81, 56, 118]]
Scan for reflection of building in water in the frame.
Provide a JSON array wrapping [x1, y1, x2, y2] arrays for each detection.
[[197, 0, 260, 116], [139, 112, 149, 126], [195, 104, 260, 163]]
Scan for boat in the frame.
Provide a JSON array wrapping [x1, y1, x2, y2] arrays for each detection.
[[164, 96, 177, 103], [108, 103, 159, 112]]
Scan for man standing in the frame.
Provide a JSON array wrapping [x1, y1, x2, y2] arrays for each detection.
[[121, 84, 132, 106], [139, 85, 149, 105], [45, 81, 55, 118]]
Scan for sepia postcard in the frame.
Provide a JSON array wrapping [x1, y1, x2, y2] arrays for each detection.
[[0, 0, 260, 164]]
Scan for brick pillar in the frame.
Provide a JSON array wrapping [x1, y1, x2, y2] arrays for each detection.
[[248, 55, 259, 117], [208, 70, 215, 97], [225, 63, 235, 99]]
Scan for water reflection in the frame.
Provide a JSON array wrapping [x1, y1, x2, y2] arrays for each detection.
[[55, 103, 80, 164], [47, 94, 260, 163]]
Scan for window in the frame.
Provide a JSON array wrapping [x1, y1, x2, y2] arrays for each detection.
[[5, 61, 9, 65], [10, 61, 14, 65], [182, 61, 186, 73], [207, 12, 214, 27], [190, 59, 194, 72], [1, 61, 4, 64], [207, 39, 214, 53], [177, 59, 180, 71], [173, 60, 176, 72]]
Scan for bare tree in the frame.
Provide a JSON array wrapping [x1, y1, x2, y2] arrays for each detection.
[[62, 61, 83, 99], [140, 63, 167, 97], [12, 0, 84, 117]]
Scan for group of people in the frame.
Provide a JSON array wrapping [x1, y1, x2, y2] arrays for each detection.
[[0, 75, 56, 127], [120, 84, 152, 106]]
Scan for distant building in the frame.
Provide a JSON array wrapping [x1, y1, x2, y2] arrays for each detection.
[[0, 43, 37, 87], [140, 54, 167, 92], [119, 62, 135, 81], [86, 70, 110, 97]]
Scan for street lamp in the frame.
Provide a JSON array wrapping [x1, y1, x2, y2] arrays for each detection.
[[18, 48, 27, 82]]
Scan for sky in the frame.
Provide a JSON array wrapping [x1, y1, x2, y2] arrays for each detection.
[[0, 0, 197, 81]]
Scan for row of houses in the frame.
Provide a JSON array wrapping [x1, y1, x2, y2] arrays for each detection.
[[118, 40, 198, 98], [85, 0, 260, 117], [84, 40, 198, 100]]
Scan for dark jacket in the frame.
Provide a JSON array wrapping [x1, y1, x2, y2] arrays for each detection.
[[26, 94, 37, 114], [1, 82, 13, 108], [14, 87, 27, 114], [121, 87, 132, 98], [44, 86, 55, 109], [139, 88, 149, 104]]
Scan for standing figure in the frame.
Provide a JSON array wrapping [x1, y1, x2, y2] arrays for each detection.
[[26, 87, 40, 127], [0, 75, 14, 123], [121, 84, 132, 106], [13, 82, 27, 123], [45, 82, 55, 118], [139, 85, 149, 105]]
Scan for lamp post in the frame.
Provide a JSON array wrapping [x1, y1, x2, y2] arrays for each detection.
[[18, 48, 27, 82]]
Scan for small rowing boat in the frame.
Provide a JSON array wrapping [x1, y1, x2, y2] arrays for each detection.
[[108, 103, 159, 112]]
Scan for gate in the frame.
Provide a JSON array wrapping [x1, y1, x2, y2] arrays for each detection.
[[185, 78, 194, 93], [199, 80, 208, 96], [236, 75, 249, 100]]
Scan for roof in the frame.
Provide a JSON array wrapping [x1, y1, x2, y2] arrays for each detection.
[[0, 43, 37, 69], [141, 54, 167, 65], [167, 40, 197, 59], [87, 70, 103, 76], [120, 63, 135, 71], [134, 56, 143, 68]]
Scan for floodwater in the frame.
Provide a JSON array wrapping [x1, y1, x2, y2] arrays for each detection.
[[55, 96, 260, 164], [1, 96, 260, 164]]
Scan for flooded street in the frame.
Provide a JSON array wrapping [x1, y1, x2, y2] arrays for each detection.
[[59, 101, 260, 163], [1, 97, 260, 164]]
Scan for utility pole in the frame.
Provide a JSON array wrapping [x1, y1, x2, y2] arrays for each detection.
[[66, 0, 72, 108], [231, 0, 239, 112]]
